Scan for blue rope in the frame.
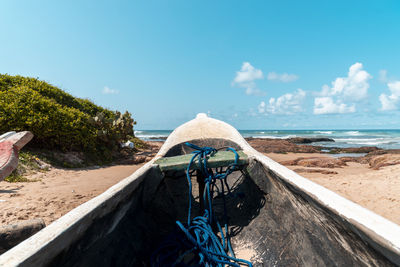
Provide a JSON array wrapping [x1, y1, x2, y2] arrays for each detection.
[[151, 143, 253, 267]]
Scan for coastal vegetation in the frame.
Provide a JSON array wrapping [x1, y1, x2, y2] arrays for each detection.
[[4, 151, 45, 182], [0, 74, 138, 168]]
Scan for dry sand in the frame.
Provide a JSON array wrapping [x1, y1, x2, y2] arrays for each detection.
[[0, 164, 144, 225], [266, 153, 400, 225], [1, 150, 399, 228]]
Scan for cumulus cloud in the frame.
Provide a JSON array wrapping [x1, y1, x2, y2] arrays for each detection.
[[233, 62, 263, 83], [313, 62, 371, 114], [379, 81, 400, 111], [267, 72, 299, 83], [258, 101, 266, 113], [232, 62, 266, 96], [314, 97, 355, 115], [102, 86, 119, 94], [320, 62, 371, 100], [258, 89, 306, 115]]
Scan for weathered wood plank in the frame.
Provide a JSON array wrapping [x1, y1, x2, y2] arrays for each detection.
[[155, 150, 248, 172]]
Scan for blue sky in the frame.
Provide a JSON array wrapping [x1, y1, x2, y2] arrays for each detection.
[[1, 1, 400, 130]]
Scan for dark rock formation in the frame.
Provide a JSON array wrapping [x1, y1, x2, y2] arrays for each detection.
[[280, 157, 347, 168], [338, 156, 369, 164], [287, 137, 334, 144], [292, 168, 338, 175], [245, 137, 384, 155], [329, 146, 381, 154], [246, 138, 323, 153], [149, 136, 168, 140], [367, 149, 400, 156], [339, 152, 400, 170]]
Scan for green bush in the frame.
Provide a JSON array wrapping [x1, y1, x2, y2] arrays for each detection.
[[130, 137, 149, 150], [0, 74, 136, 161], [0, 74, 113, 117]]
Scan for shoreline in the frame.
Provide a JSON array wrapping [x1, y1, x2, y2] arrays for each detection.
[[1, 138, 399, 227]]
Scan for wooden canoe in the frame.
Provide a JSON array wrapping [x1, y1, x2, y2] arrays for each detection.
[[0, 131, 33, 181], [0, 114, 399, 266]]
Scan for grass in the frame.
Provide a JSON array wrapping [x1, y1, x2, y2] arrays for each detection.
[[5, 172, 31, 183], [4, 151, 48, 182], [33, 149, 85, 168], [130, 137, 149, 150]]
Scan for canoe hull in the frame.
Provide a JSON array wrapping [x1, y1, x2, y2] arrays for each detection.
[[0, 115, 399, 266], [0, 131, 33, 181]]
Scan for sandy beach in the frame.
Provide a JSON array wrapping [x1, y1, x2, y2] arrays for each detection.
[[0, 164, 144, 226], [1, 139, 400, 228], [266, 152, 400, 225]]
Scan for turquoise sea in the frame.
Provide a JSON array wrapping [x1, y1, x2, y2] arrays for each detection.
[[135, 129, 400, 150]]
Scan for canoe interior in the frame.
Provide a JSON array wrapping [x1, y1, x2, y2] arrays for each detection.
[[46, 139, 393, 266]]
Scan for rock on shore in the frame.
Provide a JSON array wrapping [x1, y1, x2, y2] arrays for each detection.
[[246, 138, 323, 153], [245, 137, 400, 170], [280, 157, 347, 168], [245, 138, 380, 154], [287, 137, 334, 144]]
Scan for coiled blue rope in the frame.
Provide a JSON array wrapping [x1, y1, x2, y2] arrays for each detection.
[[151, 143, 253, 267]]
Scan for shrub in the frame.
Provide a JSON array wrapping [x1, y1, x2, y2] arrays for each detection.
[[0, 74, 113, 117], [130, 137, 149, 150], [0, 74, 137, 162]]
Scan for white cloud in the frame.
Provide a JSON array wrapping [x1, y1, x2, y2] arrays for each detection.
[[258, 89, 306, 115], [267, 72, 299, 83], [102, 86, 119, 94], [233, 62, 263, 83], [314, 62, 371, 114], [258, 101, 266, 113], [321, 62, 371, 100], [379, 94, 397, 111], [313, 97, 355, 115], [232, 62, 266, 96], [380, 81, 400, 111]]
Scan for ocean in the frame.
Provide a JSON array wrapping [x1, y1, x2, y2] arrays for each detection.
[[135, 129, 400, 150]]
